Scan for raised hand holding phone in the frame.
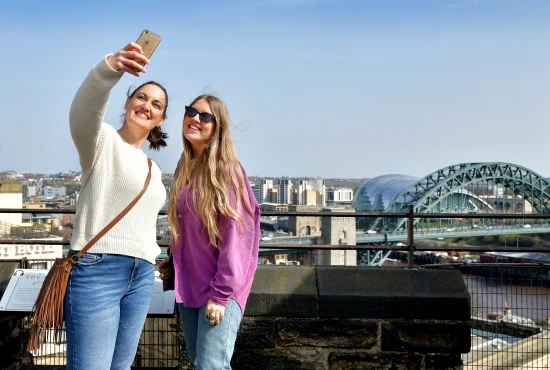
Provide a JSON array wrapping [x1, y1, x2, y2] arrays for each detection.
[[107, 30, 161, 77], [107, 43, 149, 77]]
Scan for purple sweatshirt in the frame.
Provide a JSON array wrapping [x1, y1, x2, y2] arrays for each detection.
[[172, 167, 260, 315]]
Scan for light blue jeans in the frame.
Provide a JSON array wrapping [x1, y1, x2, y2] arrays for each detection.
[[178, 299, 242, 370], [64, 251, 154, 370]]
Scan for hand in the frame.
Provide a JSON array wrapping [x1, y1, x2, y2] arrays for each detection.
[[106, 42, 150, 77], [158, 257, 172, 281], [205, 299, 225, 326]]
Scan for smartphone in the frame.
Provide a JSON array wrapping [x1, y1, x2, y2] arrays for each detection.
[[135, 29, 162, 65]]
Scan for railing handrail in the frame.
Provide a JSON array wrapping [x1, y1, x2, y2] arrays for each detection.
[[2, 207, 549, 270], [2, 207, 550, 219]]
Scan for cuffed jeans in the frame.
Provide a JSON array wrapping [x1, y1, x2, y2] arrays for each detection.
[[178, 299, 242, 370], [64, 251, 154, 370]]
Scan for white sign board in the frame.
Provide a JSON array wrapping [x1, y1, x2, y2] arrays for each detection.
[[149, 271, 176, 314], [0, 269, 47, 311], [0, 269, 176, 315]]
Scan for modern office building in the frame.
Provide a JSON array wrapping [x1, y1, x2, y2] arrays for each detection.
[[259, 179, 273, 204], [311, 178, 326, 206], [277, 179, 292, 204]]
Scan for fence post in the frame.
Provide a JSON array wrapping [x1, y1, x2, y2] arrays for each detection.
[[407, 205, 414, 269]]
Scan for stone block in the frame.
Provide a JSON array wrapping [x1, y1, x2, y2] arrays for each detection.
[[328, 352, 423, 370], [0, 314, 23, 370], [317, 267, 470, 320], [382, 322, 471, 353], [232, 348, 325, 370], [278, 319, 377, 348], [245, 266, 318, 317], [425, 354, 464, 370], [236, 318, 277, 348]]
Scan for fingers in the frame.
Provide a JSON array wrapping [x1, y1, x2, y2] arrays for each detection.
[[205, 306, 225, 326], [159, 269, 172, 280], [158, 259, 172, 280], [124, 42, 144, 54], [106, 43, 151, 76]]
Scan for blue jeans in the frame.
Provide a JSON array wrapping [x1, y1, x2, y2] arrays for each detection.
[[178, 299, 242, 370], [64, 251, 154, 370]]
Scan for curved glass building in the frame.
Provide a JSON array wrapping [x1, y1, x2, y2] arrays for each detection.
[[353, 174, 419, 212]]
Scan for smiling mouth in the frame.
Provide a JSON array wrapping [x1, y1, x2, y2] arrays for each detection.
[[188, 124, 201, 132], [135, 111, 149, 119]]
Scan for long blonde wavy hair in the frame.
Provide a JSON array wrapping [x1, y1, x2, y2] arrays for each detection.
[[167, 95, 254, 247]]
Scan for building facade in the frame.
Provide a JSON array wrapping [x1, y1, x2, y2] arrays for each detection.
[[326, 187, 354, 204], [0, 181, 23, 226], [311, 179, 326, 206], [259, 179, 273, 204], [43, 186, 66, 198], [277, 179, 292, 204]]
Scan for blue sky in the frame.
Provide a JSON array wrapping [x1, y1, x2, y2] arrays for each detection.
[[1, 0, 550, 178]]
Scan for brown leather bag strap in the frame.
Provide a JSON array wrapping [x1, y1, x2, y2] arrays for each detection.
[[73, 158, 153, 261]]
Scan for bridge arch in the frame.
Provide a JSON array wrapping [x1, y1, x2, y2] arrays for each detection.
[[354, 162, 550, 234]]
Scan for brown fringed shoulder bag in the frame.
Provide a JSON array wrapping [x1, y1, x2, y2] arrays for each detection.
[[27, 158, 153, 352]]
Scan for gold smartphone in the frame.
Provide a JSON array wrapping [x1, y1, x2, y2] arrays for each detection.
[[135, 29, 162, 65]]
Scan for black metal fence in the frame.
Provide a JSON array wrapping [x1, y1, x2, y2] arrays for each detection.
[[459, 264, 550, 369], [20, 315, 180, 368]]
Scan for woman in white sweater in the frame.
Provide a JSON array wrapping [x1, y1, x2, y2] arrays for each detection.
[[65, 42, 167, 370]]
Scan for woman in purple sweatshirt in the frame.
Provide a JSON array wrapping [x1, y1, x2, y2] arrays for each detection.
[[162, 94, 260, 369]]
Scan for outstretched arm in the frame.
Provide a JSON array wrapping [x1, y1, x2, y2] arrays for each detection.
[[69, 43, 150, 170]]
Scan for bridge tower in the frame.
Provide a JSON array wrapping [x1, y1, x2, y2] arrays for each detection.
[[315, 207, 357, 266], [288, 205, 321, 237]]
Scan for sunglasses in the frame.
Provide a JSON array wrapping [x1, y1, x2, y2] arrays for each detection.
[[185, 106, 216, 123]]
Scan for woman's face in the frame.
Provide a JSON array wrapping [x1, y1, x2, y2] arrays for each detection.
[[183, 99, 215, 155], [124, 84, 166, 134]]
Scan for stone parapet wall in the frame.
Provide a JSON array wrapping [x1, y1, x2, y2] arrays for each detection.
[[0, 314, 23, 370], [231, 266, 471, 370]]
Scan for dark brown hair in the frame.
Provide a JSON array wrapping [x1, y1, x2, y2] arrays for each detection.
[[126, 81, 169, 151]]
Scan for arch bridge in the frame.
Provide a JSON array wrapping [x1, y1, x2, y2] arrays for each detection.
[[353, 162, 550, 265]]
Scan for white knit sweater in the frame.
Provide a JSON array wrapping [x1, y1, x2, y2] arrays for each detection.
[[69, 57, 166, 264]]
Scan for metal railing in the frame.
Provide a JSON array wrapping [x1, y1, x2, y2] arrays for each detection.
[[1, 207, 550, 368]]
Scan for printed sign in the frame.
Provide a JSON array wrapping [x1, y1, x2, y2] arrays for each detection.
[[149, 271, 176, 314], [0, 244, 63, 259], [0, 269, 47, 311]]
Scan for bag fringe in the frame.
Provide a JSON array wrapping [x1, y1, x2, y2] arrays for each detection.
[[27, 257, 74, 352]]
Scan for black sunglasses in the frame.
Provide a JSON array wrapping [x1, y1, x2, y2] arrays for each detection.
[[185, 106, 216, 123]]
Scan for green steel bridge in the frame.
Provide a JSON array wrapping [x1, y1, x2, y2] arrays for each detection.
[[262, 162, 550, 265]]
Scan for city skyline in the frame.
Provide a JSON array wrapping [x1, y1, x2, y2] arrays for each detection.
[[2, 1, 550, 178]]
